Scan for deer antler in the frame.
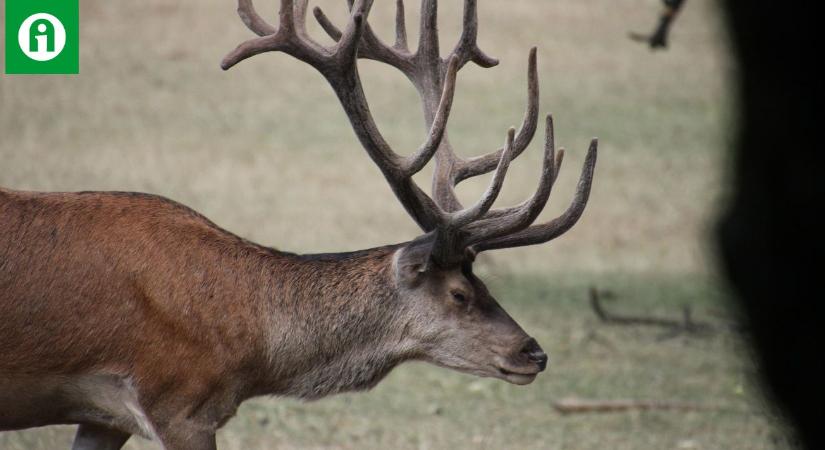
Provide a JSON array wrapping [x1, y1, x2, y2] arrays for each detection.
[[222, 0, 598, 267]]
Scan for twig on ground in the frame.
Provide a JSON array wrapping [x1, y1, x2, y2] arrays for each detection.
[[553, 397, 712, 415], [588, 286, 715, 337]]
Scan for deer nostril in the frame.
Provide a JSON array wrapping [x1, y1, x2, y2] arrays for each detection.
[[520, 338, 548, 371], [520, 338, 541, 355], [532, 351, 548, 371]]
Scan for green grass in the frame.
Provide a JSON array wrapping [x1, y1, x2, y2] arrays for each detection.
[[0, 0, 786, 448]]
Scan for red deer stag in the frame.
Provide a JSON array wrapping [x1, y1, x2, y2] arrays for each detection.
[[0, 0, 597, 449]]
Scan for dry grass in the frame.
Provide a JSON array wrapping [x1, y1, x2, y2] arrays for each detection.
[[0, 0, 783, 449]]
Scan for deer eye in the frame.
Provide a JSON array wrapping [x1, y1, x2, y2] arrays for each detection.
[[451, 291, 468, 305]]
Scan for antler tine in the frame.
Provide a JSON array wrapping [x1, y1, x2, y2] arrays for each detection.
[[457, 48, 539, 182], [462, 114, 558, 244], [313, 1, 414, 73], [446, 127, 516, 229], [483, 150, 565, 221], [293, 0, 311, 33], [394, 0, 408, 50], [472, 138, 598, 252], [429, 128, 516, 267], [334, 0, 370, 64], [449, 0, 499, 69], [476, 115, 562, 222], [222, 0, 330, 70], [279, 0, 296, 31], [313, 6, 342, 40], [417, 0, 440, 62], [221, 35, 283, 70], [237, 0, 277, 36], [404, 56, 458, 174]]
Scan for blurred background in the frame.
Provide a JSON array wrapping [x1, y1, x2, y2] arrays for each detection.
[[0, 0, 793, 448]]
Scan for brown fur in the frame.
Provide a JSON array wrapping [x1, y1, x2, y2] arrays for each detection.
[[0, 187, 545, 449]]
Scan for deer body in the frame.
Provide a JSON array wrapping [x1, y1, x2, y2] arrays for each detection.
[[0, 188, 539, 448], [1, 1, 599, 448], [0, 188, 422, 436]]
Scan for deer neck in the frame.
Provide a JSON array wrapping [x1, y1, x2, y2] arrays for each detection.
[[251, 246, 416, 399]]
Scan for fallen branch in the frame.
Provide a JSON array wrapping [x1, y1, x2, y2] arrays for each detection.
[[629, 0, 687, 49], [589, 286, 714, 336], [553, 397, 710, 415]]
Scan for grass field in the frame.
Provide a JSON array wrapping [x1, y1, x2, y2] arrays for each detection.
[[0, 0, 793, 448]]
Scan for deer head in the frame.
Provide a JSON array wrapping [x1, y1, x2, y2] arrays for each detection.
[[222, 0, 597, 385]]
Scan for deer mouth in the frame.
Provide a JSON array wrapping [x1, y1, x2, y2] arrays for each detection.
[[495, 366, 540, 385], [492, 340, 547, 385]]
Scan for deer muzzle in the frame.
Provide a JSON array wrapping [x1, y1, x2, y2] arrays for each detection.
[[493, 337, 548, 385]]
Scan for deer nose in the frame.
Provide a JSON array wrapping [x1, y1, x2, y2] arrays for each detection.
[[520, 338, 548, 371]]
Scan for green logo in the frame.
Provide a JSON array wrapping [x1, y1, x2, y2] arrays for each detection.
[[5, 0, 79, 74]]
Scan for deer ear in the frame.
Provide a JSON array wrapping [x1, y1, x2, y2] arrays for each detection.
[[394, 235, 435, 286]]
